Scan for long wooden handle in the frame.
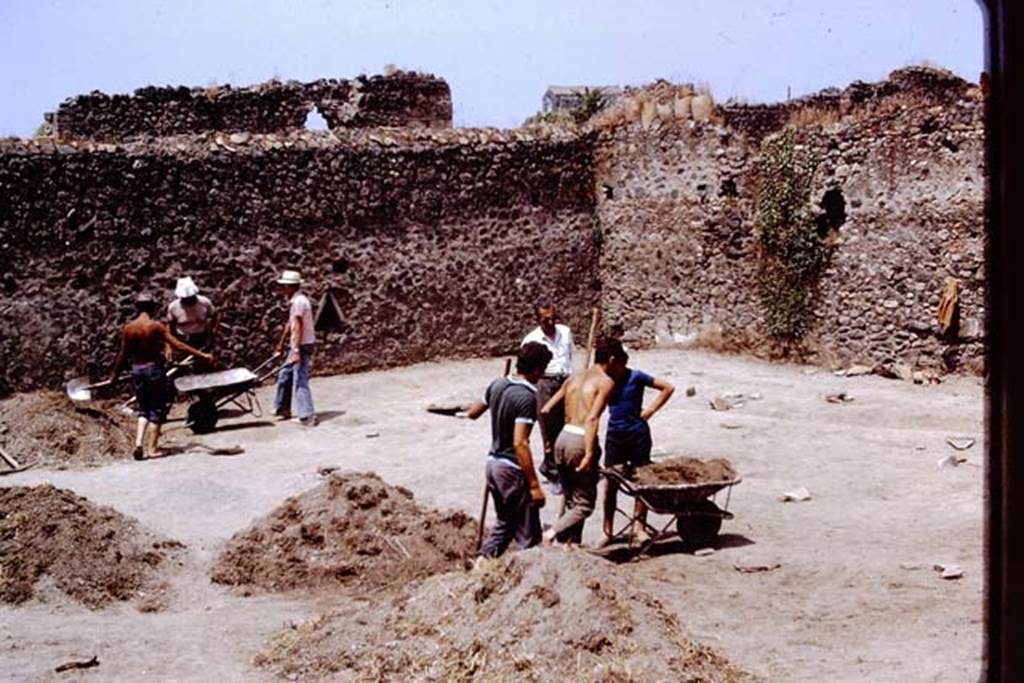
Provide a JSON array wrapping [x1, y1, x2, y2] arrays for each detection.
[[477, 356, 510, 551], [0, 445, 20, 470], [475, 483, 490, 552], [584, 307, 601, 368]]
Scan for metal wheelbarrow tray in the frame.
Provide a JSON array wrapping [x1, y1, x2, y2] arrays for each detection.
[[174, 356, 278, 433], [601, 466, 742, 558]]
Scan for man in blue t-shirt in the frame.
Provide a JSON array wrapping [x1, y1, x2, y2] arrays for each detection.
[[600, 349, 675, 545], [465, 342, 553, 557]]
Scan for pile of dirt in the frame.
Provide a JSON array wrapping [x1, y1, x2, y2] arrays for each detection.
[[633, 456, 738, 487], [0, 485, 185, 609], [0, 391, 133, 467], [212, 471, 477, 594], [255, 548, 748, 682]]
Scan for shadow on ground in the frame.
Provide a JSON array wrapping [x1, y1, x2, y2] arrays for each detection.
[[595, 532, 755, 564]]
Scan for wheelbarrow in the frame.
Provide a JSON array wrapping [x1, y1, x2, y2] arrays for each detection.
[[173, 354, 279, 434], [601, 466, 741, 558]]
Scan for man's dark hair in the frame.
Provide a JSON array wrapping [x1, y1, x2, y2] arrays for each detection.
[[594, 336, 628, 365], [534, 300, 555, 316], [518, 341, 553, 376], [135, 293, 158, 315]]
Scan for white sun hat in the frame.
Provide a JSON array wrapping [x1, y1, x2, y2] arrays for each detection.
[[175, 276, 199, 298], [276, 270, 302, 285]]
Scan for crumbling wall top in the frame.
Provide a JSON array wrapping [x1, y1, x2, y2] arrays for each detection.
[[720, 66, 977, 140], [43, 71, 452, 141], [581, 66, 979, 142]]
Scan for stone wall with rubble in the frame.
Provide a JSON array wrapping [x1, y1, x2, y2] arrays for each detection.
[[44, 72, 452, 141], [0, 66, 986, 394], [592, 67, 985, 374], [0, 128, 598, 394]]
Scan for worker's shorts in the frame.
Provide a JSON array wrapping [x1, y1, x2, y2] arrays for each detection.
[[604, 423, 653, 469], [132, 365, 171, 424]]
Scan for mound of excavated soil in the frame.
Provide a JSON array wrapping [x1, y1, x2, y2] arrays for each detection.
[[256, 548, 749, 682], [212, 471, 477, 594], [0, 391, 133, 467], [0, 485, 185, 609], [633, 456, 737, 487]]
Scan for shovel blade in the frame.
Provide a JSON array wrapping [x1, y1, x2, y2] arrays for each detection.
[[65, 376, 94, 402]]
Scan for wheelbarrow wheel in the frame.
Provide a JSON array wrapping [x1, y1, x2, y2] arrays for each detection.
[[187, 397, 218, 434], [676, 499, 723, 548]]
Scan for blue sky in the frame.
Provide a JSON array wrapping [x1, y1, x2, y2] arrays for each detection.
[[0, 1, 985, 136]]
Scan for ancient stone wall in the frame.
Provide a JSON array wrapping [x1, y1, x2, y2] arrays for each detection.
[[0, 66, 986, 394], [44, 72, 452, 141], [593, 67, 985, 374], [0, 128, 598, 394]]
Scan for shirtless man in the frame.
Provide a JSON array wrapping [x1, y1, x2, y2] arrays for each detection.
[[110, 292, 213, 460], [540, 337, 629, 545]]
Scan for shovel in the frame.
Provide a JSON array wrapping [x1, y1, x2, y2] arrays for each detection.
[[65, 375, 127, 402], [66, 357, 195, 403]]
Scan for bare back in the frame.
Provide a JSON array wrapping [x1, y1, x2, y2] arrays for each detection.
[[564, 365, 614, 427], [122, 316, 169, 366]]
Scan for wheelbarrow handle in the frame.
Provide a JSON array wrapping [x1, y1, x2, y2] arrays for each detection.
[[254, 352, 283, 382]]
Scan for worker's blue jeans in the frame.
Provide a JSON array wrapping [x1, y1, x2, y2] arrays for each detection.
[[274, 344, 316, 420]]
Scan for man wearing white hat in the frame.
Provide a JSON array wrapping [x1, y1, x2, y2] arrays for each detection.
[[167, 276, 217, 354], [273, 269, 317, 426]]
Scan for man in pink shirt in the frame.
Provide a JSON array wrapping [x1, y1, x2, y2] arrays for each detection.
[[273, 270, 317, 426]]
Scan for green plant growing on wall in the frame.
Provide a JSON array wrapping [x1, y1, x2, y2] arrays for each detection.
[[572, 88, 609, 125], [754, 128, 831, 342]]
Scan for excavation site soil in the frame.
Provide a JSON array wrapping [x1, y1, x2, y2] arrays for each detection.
[[0, 349, 983, 681], [211, 470, 477, 594], [0, 485, 184, 611], [0, 392, 133, 468]]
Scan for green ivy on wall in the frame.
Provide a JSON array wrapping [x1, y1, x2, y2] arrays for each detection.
[[754, 128, 832, 342]]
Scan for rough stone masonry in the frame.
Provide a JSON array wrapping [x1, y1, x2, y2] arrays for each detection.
[[44, 71, 453, 140], [594, 66, 984, 374], [0, 66, 984, 395]]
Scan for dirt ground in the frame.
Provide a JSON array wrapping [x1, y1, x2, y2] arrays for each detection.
[[632, 455, 738, 486], [211, 470, 476, 594], [0, 348, 983, 681], [0, 485, 184, 610], [0, 392, 133, 468], [255, 548, 746, 682]]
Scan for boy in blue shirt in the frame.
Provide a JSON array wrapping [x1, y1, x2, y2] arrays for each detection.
[[600, 351, 675, 545]]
